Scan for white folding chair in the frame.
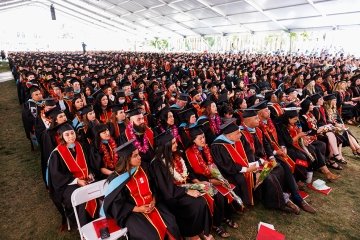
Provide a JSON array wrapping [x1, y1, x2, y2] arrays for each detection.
[[71, 179, 128, 240]]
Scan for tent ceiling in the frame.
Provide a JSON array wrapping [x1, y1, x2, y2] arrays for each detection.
[[1, 0, 360, 38]]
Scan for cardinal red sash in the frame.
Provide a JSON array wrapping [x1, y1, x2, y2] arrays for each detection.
[[100, 110, 112, 123], [185, 147, 234, 204], [241, 126, 263, 153], [57, 142, 97, 218], [215, 141, 254, 205], [126, 167, 168, 239], [125, 126, 154, 149], [270, 103, 284, 117], [319, 106, 327, 124], [259, 121, 295, 173]]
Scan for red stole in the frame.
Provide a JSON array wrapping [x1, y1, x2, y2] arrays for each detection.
[[57, 142, 97, 218], [216, 141, 254, 205], [125, 126, 154, 149], [100, 109, 112, 123], [287, 124, 303, 151], [185, 147, 234, 204], [126, 167, 168, 239], [241, 126, 263, 154], [259, 121, 295, 173], [270, 103, 284, 117], [319, 106, 327, 124]]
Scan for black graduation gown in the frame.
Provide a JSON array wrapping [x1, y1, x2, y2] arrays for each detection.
[[210, 138, 252, 206], [240, 132, 286, 210], [150, 158, 212, 237], [89, 144, 115, 180], [47, 147, 93, 226], [197, 116, 218, 144], [39, 128, 58, 185], [102, 168, 181, 240], [107, 121, 126, 144], [21, 100, 39, 140]]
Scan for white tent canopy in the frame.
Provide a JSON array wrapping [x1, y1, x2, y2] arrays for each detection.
[[1, 0, 360, 38]]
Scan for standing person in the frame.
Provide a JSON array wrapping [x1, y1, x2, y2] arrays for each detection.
[[151, 132, 213, 240], [100, 140, 181, 240], [81, 42, 87, 54]]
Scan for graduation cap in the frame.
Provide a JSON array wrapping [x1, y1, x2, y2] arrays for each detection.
[[178, 108, 196, 123], [309, 93, 322, 105], [189, 124, 204, 140], [56, 122, 74, 135], [242, 108, 259, 118], [64, 87, 74, 93], [264, 90, 275, 101], [90, 88, 102, 99], [218, 92, 229, 105], [115, 89, 126, 98], [178, 93, 189, 102], [154, 131, 174, 146], [200, 99, 213, 108], [189, 89, 199, 98], [304, 78, 315, 87], [220, 118, 239, 134], [111, 104, 124, 113], [323, 94, 336, 101], [300, 99, 312, 113], [29, 85, 40, 95], [252, 100, 268, 110], [126, 107, 142, 118], [284, 87, 297, 95], [79, 105, 94, 116], [115, 139, 136, 156], [71, 78, 80, 84], [165, 81, 175, 89], [45, 107, 62, 119], [44, 98, 57, 106]]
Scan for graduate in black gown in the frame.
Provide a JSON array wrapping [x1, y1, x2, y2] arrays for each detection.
[[47, 123, 96, 227], [107, 104, 127, 144], [101, 140, 181, 240], [150, 132, 213, 239]]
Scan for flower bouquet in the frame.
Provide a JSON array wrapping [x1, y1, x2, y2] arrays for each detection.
[[254, 159, 277, 190], [181, 182, 217, 196], [208, 163, 244, 207]]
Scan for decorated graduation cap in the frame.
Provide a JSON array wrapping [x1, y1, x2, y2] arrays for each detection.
[[323, 94, 336, 101], [79, 105, 94, 116], [220, 118, 239, 134], [189, 124, 204, 140], [115, 139, 136, 156], [154, 131, 174, 146], [309, 93, 322, 105], [252, 100, 268, 110]]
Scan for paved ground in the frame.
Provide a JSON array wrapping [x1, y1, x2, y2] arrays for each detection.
[[0, 71, 13, 83]]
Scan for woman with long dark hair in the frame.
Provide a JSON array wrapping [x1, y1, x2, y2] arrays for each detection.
[[277, 106, 339, 182], [93, 92, 112, 123], [151, 131, 213, 240], [90, 124, 119, 179], [197, 100, 221, 144], [101, 140, 181, 240]]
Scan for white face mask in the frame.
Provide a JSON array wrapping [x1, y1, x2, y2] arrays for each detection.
[[118, 100, 125, 104]]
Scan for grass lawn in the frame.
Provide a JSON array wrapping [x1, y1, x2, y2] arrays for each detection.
[[0, 61, 10, 73], [0, 79, 359, 239]]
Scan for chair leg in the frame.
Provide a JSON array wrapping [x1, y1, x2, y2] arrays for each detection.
[[66, 215, 71, 231]]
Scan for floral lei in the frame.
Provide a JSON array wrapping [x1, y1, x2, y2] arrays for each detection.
[[127, 122, 149, 153], [165, 153, 188, 184], [99, 137, 118, 170], [160, 124, 180, 141], [209, 114, 221, 134], [191, 144, 214, 178]]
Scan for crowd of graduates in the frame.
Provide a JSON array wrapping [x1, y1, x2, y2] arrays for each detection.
[[9, 51, 360, 240]]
